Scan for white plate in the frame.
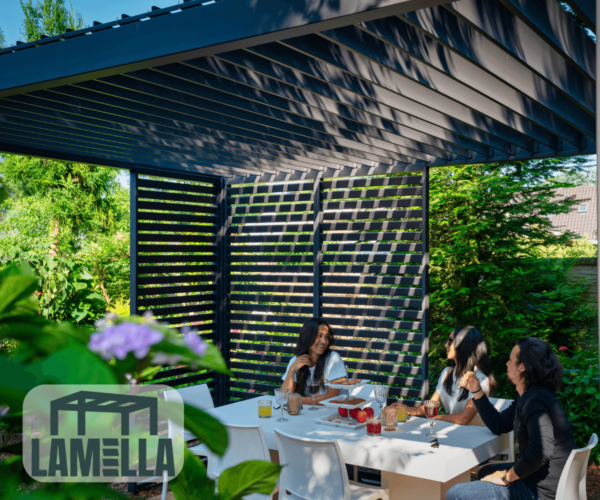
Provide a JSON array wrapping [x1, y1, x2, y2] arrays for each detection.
[[325, 379, 370, 390], [320, 396, 376, 410], [315, 414, 367, 429]]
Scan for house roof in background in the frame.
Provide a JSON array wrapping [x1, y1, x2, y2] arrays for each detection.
[[0, 0, 595, 183], [549, 185, 598, 239]]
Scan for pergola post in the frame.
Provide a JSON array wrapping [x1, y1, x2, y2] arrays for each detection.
[[215, 177, 229, 407], [130, 171, 138, 316], [421, 166, 430, 402]]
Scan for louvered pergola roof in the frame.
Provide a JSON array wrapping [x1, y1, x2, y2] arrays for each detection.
[[0, 0, 595, 184]]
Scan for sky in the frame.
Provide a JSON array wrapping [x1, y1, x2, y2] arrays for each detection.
[[1, 0, 181, 47]]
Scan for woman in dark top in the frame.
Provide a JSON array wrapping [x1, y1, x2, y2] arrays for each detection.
[[447, 337, 575, 500]]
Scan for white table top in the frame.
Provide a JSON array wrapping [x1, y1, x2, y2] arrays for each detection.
[[209, 396, 509, 483]]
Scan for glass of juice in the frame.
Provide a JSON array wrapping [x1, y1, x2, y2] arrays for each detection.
[[396, 404, 408, 424], [258, 400, 272, 418], [383, 406, 397, 431], [366, 416, 382, 436]]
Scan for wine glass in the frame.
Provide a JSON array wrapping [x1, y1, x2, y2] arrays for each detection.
[[274, 388, 289, 422], [374, 385, 389, 416], [423, 400, 440, 437], [307, 378, 320, 411]]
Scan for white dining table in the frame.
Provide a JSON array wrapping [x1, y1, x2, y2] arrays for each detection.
[[208, 396, 509, 500]]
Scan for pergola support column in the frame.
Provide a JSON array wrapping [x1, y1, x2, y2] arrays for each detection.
[[130, 171, 138, 316], [216, 177, 229, 407], [421, 166, 430, 401]]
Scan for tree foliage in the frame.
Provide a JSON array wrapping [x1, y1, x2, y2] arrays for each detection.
[[0, 26, 6, 48], [429, 158, 597, 396], [0, 155, 129, 324], [19, 0, 84, 42]]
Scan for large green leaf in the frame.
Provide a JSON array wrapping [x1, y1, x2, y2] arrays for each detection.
[[0, 265, 39, 317], [217, 460, 282, 500], [183, 403, 228, 457], [171, 447, 217, 500]]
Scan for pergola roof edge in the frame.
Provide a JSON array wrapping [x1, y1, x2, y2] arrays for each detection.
[[0, 0, 456, 99]]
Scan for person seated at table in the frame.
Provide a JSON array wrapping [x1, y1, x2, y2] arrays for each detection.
[[406, 326, 496, 425], [448, 337, 575, 500], [280, 317, 346, 406]]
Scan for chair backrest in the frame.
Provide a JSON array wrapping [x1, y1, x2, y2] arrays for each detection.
[[275, 428, 350, 500], [165, 383, 215, 410], [556, 433, 598, 500], [164, 384, 214, 442]]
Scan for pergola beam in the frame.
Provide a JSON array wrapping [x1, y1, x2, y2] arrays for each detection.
[[0, 0, 457, 98]]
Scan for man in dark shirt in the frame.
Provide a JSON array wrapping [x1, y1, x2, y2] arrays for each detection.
[[446, 337, 576, 500]]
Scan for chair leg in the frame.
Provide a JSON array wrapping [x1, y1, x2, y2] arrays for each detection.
[[353, 465, 358, 482], [161, 470, 168, 500]]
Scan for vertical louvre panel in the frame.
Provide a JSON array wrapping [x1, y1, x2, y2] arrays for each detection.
[[227, 181, 315, 403], [135, 175, 218, 393], [225, 168, 427, 406], [320, 171, 425, 405]]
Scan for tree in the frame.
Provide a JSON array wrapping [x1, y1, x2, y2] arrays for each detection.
[[0, 155, 130, 324], [428, 158, 597, 396], [0, 26, 7, 48], [20, 0, 84, 42]]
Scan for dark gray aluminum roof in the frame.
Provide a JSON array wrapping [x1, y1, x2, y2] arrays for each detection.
[[0, 0, 595, 183]]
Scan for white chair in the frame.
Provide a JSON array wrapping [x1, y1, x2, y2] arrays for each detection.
[[475, 397, 515, 463], [162, 384, 215, 500], [165, 383, 214, 442], [556, 433, 598, 500], [275, 428, 388, 500], [208, 424, 279, 500]]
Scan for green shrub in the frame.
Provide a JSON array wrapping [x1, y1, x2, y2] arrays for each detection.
[[556, 348, 600, 463]]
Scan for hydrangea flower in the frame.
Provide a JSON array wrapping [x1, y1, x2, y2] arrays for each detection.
[[88, 322, 163, 360], [183, 326, 208, 357]]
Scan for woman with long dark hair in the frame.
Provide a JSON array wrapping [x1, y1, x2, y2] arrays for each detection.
[[407, 326, 497, 425], [280, 317, 346, 405]]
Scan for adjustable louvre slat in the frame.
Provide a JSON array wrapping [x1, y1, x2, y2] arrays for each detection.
[[229, 203, 314, 215], [136, 175, 218, 358]]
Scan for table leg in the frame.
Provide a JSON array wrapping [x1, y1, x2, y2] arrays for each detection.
[[381, 470, 471, 500]]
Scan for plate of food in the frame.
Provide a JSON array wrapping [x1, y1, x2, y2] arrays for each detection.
[[315, 410, 372, 429], [319, 396, 376, 410], [325, 377, 370, 390]]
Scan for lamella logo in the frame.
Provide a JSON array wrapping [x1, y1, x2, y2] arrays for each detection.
[[23, 385, 184, 483]]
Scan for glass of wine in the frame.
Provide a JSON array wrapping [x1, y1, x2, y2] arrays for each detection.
[[307, 378, 320, 411], [374, 385, 389, 416], [423, 400, 440, 437], [274, 388, 289, 422]]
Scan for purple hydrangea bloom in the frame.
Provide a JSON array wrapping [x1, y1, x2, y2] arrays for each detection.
[[183, 327, 208, 357], [88, 322, 164, 360]]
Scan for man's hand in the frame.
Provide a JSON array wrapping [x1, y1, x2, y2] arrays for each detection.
[[480, 470, 507, 486], [459, 371, 481, 394]]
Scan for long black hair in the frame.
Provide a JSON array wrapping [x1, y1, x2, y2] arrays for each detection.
[[294, 317, 335, 396], [516, 337, 563, 394], [443, 326, 497, 401]]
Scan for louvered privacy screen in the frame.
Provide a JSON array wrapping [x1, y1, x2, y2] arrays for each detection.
[[131, 173, 219, 394], [226, 167, 428, 406]]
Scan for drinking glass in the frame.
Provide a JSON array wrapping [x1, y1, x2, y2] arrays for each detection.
[[383, 406, 397, 431], [366, 416, 382, 436], [307, 378, 320, 411], [275, 388, 289, 422], [374, 385, 389, 416], [423, 399, 440, 437], [396, 404, 408, 424], [258, 400, 272, 419]]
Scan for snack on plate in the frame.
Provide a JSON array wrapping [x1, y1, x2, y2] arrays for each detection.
[[342, 379, 362, 386], [329, 397, 365, 405], [328, 377, 347, 384]]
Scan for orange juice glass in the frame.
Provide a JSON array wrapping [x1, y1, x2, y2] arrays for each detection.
[[258, 400, 272, 418]]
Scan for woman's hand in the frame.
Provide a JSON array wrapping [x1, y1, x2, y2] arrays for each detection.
[[291, 354, 311, 373], [459, 371, 481, 394], [480, 470, 507, 486]]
